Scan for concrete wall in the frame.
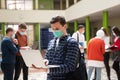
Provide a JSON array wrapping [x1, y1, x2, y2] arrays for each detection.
[[0, 0, 120, 23], [0, 10, 65, 23], [66, 0, 120, 21]]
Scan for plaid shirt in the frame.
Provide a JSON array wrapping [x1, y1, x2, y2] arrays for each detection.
[[45, 35, 79, 80]]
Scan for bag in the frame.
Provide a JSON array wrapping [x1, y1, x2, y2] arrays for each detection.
[[113, 50, 120, 62], [64, 37, 88, 80]]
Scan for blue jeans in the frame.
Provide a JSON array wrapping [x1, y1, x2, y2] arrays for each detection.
[[1, 63, 15, 80], [88, 67, 102, 80]]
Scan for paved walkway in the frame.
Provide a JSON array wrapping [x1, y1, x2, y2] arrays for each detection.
[[0, 61, 118, 80]]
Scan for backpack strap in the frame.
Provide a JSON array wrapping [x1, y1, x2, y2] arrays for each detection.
[[63, 37, 81, 68]]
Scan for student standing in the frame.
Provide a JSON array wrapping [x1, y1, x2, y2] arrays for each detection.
[[87, 30, 105, 80], [1, 28, 18, 80], [72, 25, 86, 59], [14, 23, 28, 80], [110, 26, 120, 80], [32, 16, 79, 80], [101, 27, 111, 80]]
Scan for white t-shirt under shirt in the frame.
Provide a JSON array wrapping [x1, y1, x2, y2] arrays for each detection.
[[102, 36, 110, 50], [72, 31, 85, 53]]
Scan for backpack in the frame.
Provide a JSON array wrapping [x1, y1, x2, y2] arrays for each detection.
[[64, 37, 88, 80]]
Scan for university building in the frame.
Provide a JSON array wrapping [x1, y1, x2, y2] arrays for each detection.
[[0, 0, 120, 49]]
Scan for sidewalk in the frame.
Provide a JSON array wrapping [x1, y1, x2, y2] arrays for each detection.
[[0, 60, 117, 80]]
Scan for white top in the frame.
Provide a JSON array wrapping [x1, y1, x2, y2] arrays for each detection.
[[72, 31, 86, 53], [87, 60, 104, 68], [56, 38, 60, 47], [102, 36, 110, 50]]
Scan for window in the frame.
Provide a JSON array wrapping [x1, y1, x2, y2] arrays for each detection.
[[54, 0, 66, 10], [6, 0, 33, 10], [7, 24, 18, 31], [77, 0, 81, 2], [69, 0, 74, 7], [54, 0, 60, 10]]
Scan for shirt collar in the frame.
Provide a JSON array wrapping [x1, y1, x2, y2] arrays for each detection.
[[3, 36, 11, 40]]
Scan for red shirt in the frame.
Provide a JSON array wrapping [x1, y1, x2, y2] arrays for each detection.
[[112, 37, 120, 51], [16, 31, 28, 56], [87, 38, 105, 61]]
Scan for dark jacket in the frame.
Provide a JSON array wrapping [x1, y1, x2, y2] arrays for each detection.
[[45, 35, 79, 80], [1, 37, 18, 64], [111, 37, 120, 62]]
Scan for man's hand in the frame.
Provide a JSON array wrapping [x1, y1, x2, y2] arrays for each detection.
[[44, 59, 49, 66], [12, 39, 18, 45], [31, 64, 48, 72], [80, 47, 84, 49], [20, 46, 31, 50]]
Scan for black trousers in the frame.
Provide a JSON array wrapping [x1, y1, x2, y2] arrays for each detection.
[[94, 52, 111, 80], [112, 61, 120, 80], [104, 52, 111, 80], [1, 63, 15, 80], [14, 56, 28, 80]]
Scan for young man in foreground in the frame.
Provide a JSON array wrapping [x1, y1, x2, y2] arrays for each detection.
[[33, 16, 79, 80]]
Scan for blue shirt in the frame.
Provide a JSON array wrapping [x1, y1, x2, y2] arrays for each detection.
[[45, 35, 79, 80], [1, 37, 18, 64]]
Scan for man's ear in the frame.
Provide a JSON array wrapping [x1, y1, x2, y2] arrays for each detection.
[[63, 24, 67, 29]]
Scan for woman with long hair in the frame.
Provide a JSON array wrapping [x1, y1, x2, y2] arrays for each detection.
[[101, 27, 111, 80], [110, 26, 120, 80]]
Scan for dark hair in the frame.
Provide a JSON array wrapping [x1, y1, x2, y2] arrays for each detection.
[[50, 16, 66, 26], [78, 25, 85, 30], [19, 23, 27, 29], [101, 27, 109, 36], [112, 26, 120, 36], [6, 28, 14, 34]]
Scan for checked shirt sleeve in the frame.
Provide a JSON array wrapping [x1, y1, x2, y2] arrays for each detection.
[[49, 39, 79, 74]]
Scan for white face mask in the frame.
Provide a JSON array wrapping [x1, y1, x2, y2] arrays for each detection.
[[20, 32, 25, 35], [11, 34, 15, 39], [113, 32, 116, 36], [82, 31, 85, 34]]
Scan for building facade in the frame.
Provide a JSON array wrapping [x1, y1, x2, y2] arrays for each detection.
[[0, 0, 120, 49]]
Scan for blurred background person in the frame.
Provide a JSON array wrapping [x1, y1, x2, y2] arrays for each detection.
[[87, 30, 105, 80], [109, 26, 120, 80], [14, 23, 29, 80], [72, 25, 86, 60], [1, 28, 18, 80], [101, 27, 111, 80], [72, 25, 88, 79]]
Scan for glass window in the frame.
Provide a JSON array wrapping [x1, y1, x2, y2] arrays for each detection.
[[77, 0, 81, 2], [6, 0, 33, 10], [54, 0, 66, 10], [69, 0, 74, 7], [54, 0, 60, 10], [7, 24, 18, 31]]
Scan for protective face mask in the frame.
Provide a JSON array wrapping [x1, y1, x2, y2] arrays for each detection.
[[20, 32, 25, 35], [113, 32, 116, 36], [53, 30, 63, 38], [82, 31, 85, 34], [11, 34, 15, 39]]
